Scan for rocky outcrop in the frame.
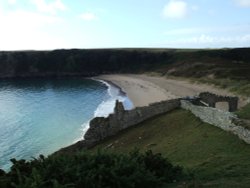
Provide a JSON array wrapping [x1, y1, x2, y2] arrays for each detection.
[[181, 100, 250, 144]]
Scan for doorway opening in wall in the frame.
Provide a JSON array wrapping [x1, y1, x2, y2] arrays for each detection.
[[216, 102, 229, 111]]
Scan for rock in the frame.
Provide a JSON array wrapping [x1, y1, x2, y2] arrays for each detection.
[[146, 143, 157, 147], [105, 143, 113, 149]]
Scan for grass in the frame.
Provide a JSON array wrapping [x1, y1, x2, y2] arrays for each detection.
[[91, 109, 250, 187], [189, 77, 250, 97], [145, 72, 250, 97], [236, 103, 250, 120]]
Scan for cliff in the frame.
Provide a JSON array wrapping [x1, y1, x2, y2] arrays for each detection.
[[0, 48, 250, 81]]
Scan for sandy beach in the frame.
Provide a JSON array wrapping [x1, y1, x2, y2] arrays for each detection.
[[96, 74, 247, 109]]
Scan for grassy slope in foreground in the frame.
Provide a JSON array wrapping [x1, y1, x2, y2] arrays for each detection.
[[92, 109, 250, 187]]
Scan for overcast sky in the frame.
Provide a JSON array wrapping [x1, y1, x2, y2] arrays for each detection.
[[0, 0, 250, 50]]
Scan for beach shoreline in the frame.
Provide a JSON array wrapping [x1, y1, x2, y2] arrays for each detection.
[[95, 74, 177, 107], [95, 74, 247, 109]]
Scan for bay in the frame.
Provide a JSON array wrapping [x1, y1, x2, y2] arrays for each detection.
[[0, 78, 132, 171]]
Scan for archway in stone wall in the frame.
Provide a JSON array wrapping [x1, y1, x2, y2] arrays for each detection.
[[198, 92, 238, 112], [215, 102, 230, 111]]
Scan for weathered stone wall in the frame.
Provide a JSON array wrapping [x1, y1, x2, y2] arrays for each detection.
[[181, 100, 250, 144], [57, 99, 181, 153], [199, 92, 238, 112], [84, 99, 181, 143], [56, 93, 246, 154]]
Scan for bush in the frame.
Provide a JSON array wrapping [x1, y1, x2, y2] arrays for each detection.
[[0, 150, 184, 188]]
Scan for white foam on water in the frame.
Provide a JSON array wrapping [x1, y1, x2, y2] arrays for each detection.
[[75, 78, 133, 143], [92, 78, 133, 117]]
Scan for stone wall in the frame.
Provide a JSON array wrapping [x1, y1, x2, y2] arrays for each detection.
[[84, 99, 181, 143], [56, 93, 247, 154], [181, 100, 250, 144], [199, 92, 238, 112], [57, 99, 180, 153]]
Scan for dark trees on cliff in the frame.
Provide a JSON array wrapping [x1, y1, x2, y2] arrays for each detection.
[[0, 49, 172, 77], [0, 48, 250, 79]]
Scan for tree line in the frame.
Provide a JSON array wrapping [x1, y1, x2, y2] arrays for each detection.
[[0, 49, 172, 78], [0, 48, 249, 79]]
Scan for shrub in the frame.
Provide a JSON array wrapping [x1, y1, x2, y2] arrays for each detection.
[[0, 150, 184, 188]]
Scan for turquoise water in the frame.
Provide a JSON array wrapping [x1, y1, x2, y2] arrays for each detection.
[[0, 78, 133, 171]]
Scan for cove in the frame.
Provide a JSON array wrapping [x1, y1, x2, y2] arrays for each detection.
[[0, 78, 132, 171]]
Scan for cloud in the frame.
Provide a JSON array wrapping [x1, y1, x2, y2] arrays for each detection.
[[162, 24, 250, 48], [163, 0, 187, 19], [30, 0, 67, 14], [163, 34, 250, 48], [0, 10, 62, 26], [7, 0, 16, 5], [235, 0, 250, 7], [0, 9, 67, 50], [164, 25, 250, 36], [80, 12, 98, 21], [164, 27, 205, 36], [188, 34, 250, 45]]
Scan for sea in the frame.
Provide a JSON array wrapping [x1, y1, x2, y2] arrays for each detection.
[[0, 78, 133, 171]]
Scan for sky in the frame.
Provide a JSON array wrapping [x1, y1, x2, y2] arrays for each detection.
[[0, 0, 250, 50]]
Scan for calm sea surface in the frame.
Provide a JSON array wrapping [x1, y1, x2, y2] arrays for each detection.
[[0, 78, 132, 171]]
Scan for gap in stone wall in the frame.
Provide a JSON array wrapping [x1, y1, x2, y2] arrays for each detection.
[[215, 102, 229, 111]]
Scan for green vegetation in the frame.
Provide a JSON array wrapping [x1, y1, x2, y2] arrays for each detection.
[[1, 48, 250, 187], [0, 49, 172, 77], [1, 48, 250, 98], [92, 109, 250, 187], [236, 103, 250, 120], [159, 48, 250, 80], [188, 77, 250, 96], [0, 150, 185, 188], [1, 108, 250, 187], [0, 48, 250, 81]]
